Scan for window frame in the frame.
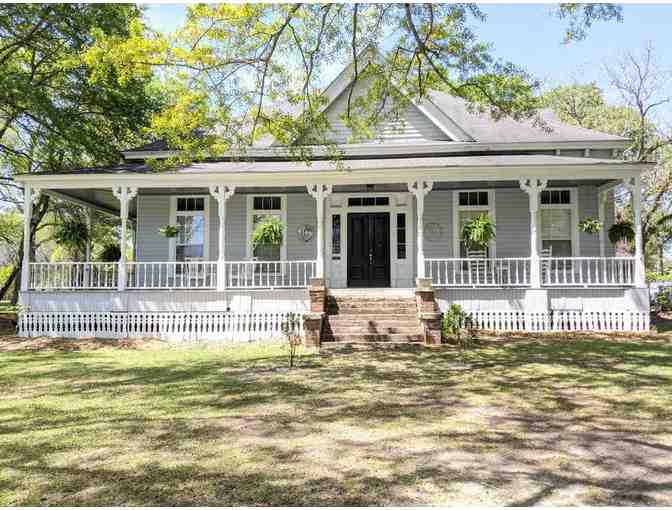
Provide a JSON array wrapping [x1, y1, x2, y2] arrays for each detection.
[[169, 195, 210, 262], [452, 190, 497, 258], [538, 188, 579, 257], [246, 194, 287, 261]]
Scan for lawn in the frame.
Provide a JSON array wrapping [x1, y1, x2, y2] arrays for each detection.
[[1, 332, 671, 506]]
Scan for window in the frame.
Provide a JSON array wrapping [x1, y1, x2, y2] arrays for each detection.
[[173, 196, 208, 263], [397, 213, 406, 259], [540, 189, 575, 257], [331, 214, 341, 260], [455, 191, 494, 257], [248, 195, 285, 261], [347, 196, 389, 207]]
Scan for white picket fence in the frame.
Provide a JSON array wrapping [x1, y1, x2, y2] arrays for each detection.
[[462, 310, 649, 332], [17, 311, 304, 342]]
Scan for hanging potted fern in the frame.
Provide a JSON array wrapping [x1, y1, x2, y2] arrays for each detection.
[[578, 218, 602, 235], [461, 213, 496, 250], [251, 216, 284, 249], [158, 225, 179, 238], [608, 220, 635, 244]]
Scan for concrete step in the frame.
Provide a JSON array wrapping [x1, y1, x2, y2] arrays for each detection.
[[323, 333, 425, 343]]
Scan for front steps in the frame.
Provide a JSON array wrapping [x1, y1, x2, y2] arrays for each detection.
[[323, 295, 424, 343]]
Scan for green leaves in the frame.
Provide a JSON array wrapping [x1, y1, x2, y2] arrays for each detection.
[[461, 214, 496, 250], [251, 216, 284, 248], [578, 218, 602, 235]]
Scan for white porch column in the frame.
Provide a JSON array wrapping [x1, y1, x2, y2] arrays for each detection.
[[520, 178, 548, 288], [307, 184, 333, 278], [85, 208, 93, 262], [407, 179, 433, 279], [598, 190, 607, 258], [209, 185, 235, 291], [625, 176, 646, 288], [20, 184, 34, 292], [112, 185, 137, 291]]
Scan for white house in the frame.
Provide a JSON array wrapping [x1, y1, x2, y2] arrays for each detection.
[[15, 60, 652, 343]]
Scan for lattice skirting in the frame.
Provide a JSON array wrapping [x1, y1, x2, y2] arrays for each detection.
[[467, 310, 650, 332], [17, 311, 304, 342]]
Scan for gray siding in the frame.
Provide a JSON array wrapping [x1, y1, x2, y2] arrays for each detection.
[[135, 187, 617, 262], [495, 189, 531, 257], [286, 194, 317, 260], [424, 190, 453, 258], [323, 78, 450, 144], [136, 195, 170, 262], [578, 185, 600, 256]]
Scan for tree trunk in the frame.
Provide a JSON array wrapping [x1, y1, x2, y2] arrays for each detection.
[[659, 244, 665, 274], [1, 195, 50, 304], [0, 265, 18, 302]]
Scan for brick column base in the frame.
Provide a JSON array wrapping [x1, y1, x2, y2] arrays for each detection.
[[303, 312, 324, 348], [304, 277, 327, 347], [415, 277, 442, 347]]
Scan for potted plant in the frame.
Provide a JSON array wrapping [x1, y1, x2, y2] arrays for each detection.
[[608, 220, 635, 244], [251, 216, 284, 249], [159, 225, 179, 238], [578, 218, 602, 235], [461, 213, 496, 250]]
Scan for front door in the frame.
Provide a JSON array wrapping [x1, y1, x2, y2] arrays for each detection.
[[347, 212, 390, 287]]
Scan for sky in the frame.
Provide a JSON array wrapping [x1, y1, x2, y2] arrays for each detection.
[[142, 3, 672, 123]]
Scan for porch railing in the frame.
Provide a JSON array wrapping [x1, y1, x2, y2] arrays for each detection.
[[127, 261, 218, 289], [221, 260, 316, 289], [541, 257, 636, 287], [425, 258, 531, 287], [29, 262, 118, 290]]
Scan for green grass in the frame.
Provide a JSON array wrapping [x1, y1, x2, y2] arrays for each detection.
[[1, 335, 672, 505]]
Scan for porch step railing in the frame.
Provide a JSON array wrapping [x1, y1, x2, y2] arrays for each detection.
[[541, 256, 636, 287], [425, 258, 531, 287]]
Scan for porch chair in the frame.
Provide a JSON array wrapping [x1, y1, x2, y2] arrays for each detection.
[[540, 246, 553, 284], [466, 248, 488, 285]]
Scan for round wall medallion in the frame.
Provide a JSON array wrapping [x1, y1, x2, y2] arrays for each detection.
[[297, 225, 314, 242], [425, 222, 442, 241]]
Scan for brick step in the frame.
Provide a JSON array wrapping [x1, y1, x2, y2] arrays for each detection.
[[323, 333, 425, 343], [327, 306, 417, 315], [326, 317, 421, 327], [325, 325, 422, 335]]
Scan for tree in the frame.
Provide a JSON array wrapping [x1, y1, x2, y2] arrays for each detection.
[[0, 4, 161, 302], [543, 45, 672, 269], [81, 3, 622, 166]]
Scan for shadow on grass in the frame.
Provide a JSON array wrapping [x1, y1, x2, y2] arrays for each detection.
[[1, 336, 672, 505]]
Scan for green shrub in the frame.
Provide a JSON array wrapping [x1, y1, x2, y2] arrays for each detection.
[[442, 304, 476, 351]]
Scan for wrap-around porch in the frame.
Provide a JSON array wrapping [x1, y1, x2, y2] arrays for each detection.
[[20, 177, 646, 293]]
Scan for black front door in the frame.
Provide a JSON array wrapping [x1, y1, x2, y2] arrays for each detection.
[[347, 213, 390, 287]]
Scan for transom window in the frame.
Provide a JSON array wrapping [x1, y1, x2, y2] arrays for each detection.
[[173, 196, 208, 263], [348, 196, 389, 207], [458, 191, 489, 207], [540, 189, 575, 257], [253, 196, 281, 210], [541, 190, 571, 205]]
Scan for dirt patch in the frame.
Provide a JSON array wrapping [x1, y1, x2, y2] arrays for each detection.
[[0, 335, 161, 352]]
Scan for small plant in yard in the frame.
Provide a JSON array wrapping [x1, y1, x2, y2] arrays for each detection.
[[441, 303, 476, 352], [578, 217, 602, 235], [655, 289, 672, 312], [281, 312, 302, 368]]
